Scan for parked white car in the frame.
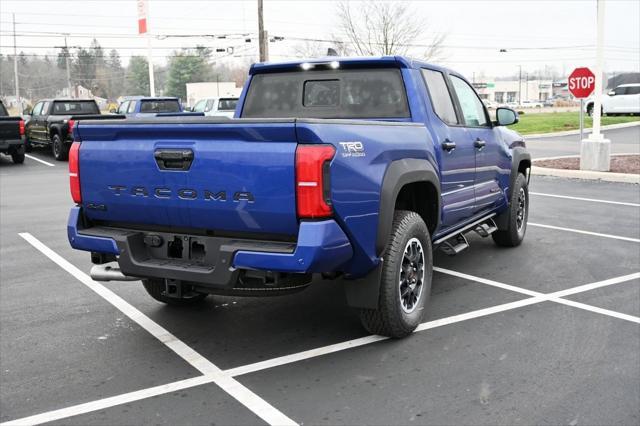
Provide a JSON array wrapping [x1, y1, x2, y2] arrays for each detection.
[[585, 83, 640, 116], [190, 97, 239, 118], [519, 100, 544, 108]]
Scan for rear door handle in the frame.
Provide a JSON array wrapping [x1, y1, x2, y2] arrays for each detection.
[[154, 149, 194, 171], [474, 139, 486, 149], [441, 140, 456, 152]]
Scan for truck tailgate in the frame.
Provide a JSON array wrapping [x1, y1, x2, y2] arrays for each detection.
[[0, 117, 21, 140], [76, 119, 299, 237]]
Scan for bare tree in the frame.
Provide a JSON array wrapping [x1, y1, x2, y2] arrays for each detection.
[[335, 1, 446, 60]]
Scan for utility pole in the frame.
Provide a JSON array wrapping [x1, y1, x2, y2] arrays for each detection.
[[518, 65, 522, 106], [12, 13, 21, 114], [64, 35, 73, 98], [258, 0, 268, 62], [580, 0, 610, 171]]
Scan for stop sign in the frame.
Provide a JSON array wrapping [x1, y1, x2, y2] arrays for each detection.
[[568, 67, 596, 98]]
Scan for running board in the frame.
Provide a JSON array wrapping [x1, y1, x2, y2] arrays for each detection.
[[435, 214, 497, 256]]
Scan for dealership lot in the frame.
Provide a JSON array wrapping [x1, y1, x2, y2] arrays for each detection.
[[1, 148, 639, 425]]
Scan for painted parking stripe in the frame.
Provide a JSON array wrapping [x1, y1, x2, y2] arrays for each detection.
[[17, 233, 297, 426], [25, 154, 55, 167], [0, 376, 214, 426], [530, 192, 640, 207], [552, 298, 640, 324], [529, 222, 640, 243]]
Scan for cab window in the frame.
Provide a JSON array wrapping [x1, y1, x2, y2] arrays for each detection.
[[450, 75, 489, 127], [192, 100, 206, 112], [117, 101, 130, 114], [32, 102, 43, 116], [421, 69, 458, 125]]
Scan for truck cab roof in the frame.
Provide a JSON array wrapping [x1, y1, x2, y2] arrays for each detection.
[[249, 56, 456, 76]]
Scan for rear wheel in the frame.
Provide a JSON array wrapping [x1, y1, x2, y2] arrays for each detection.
[[142, 278, 208, 306], [493, 173, 528, 247], [51, 134, 69, 161], [11, 146, 25, 164], [359, 210, 432, 338]]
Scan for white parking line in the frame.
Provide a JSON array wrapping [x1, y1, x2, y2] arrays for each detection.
[[530, 192, 640, 207], [0, 376, 214, 426], [6, 235, 638, 426], [529, 222, 640, 243], [16, 233, 297, 426], [24, 154, 55, 167]]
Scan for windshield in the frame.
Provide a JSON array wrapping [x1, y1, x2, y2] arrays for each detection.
[[140, 99, 181, 113], [0, 102, 7, 116], [218, 98, 238, 111], [242, 68, 409, 119], [52, 101, 100, 115]]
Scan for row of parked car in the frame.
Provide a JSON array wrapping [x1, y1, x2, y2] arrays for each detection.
[[0, 95, 239, 163]]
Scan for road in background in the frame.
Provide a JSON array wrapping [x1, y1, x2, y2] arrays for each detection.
[[526, 125, 640, 159]]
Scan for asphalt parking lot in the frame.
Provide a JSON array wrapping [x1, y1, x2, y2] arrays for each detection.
[[1, 146, 639, 426]]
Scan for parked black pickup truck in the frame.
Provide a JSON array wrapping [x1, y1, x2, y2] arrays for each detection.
[[25, 99, 101, 161], [0, 100, 25, 164]]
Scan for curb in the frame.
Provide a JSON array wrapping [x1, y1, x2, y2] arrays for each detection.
[[534, 152, 638, 162], [531, 165, 640, 184], [524, 121, 640, 139]]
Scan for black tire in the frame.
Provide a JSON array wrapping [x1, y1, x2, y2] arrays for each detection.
[[359, 210, 433, 338], [11, 146, 25, 164], [142, 278, 208, 306], [492, 173, 528, 247], [51, 134, 69, 161]]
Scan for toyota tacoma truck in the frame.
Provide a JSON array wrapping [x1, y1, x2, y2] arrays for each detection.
[[0, 100, 26, 164], [24, 98, 102, 161], [67, 57, 530, 338]]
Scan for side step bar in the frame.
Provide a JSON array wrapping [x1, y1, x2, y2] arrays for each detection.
[[436, 215, 498, 256]]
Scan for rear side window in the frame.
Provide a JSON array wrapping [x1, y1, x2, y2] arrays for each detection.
[[52, 101, 99, 115], [421, 69, 458, 125], [624, 86, 640, 95], [139, 100, 181, 113], [117, 101, 130, 114], [242, 69, 410, 119]]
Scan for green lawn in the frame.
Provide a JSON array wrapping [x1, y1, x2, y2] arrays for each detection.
[[508, 112, 639, 135]]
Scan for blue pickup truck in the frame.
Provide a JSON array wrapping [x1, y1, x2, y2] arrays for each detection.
[[68, 57, 530, 338]]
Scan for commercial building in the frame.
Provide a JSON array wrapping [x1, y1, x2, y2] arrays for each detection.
[[472, 79, 555, 103], [186, 81, 242, 107]]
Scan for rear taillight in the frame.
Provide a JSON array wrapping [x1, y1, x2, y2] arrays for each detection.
[[69, 142, 81, 203], [67, 119, 75, 138], [18, 119, 24, 136], [295, 144, 335, 218]]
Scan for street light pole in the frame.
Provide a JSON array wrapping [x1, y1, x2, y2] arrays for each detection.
[[518, 65, 522, 106], [258, 0, 268, 62], [580, 0, 610, 171], [64, 36, 73, 98], [12, 13, 21, 114]]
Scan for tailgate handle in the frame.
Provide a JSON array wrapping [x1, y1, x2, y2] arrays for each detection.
[[154, 149, 194, 171]]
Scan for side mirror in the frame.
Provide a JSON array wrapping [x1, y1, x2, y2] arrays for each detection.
[[184, 106, 192, 112], [608, 90, 616, 96], [23, 107, 32, 115], [496, 107, 518, 126], [109, 107, 117, 113]]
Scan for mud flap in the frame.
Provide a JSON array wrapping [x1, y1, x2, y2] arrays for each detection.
[[343, 262, 383, 309]]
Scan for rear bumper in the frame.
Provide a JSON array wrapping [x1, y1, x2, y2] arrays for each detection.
[[67, 206, 353, 286], [0, 137, 24, 151]]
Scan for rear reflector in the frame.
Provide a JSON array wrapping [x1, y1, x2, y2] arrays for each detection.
[[69, 142, 81, 203], [18, 119, 24, 136], [295, 144, 335, 218]]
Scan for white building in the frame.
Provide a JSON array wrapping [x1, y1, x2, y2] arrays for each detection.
[[472, 79, 554, 103], [186, 82, 242, 107]]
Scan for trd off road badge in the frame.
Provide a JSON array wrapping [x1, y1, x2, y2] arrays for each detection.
[[339, 141, 366, 158]]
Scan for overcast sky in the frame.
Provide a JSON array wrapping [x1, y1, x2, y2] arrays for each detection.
[[0, 0, 638, 79]]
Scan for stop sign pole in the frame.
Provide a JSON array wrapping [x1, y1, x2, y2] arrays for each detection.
[[578, 0, 610, 172]]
